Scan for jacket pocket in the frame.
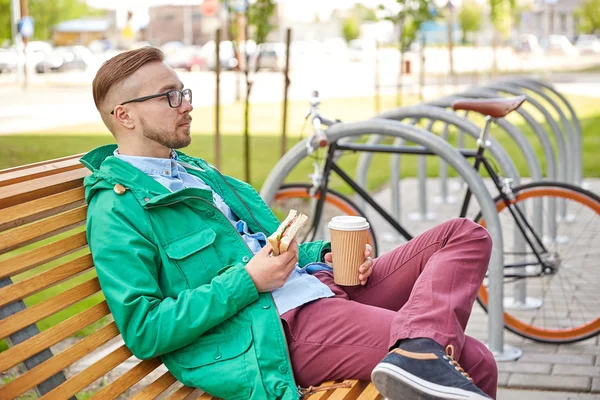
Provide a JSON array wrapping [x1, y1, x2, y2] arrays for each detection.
[[176, 326, 254, 400], [163, 227, 221, 287]]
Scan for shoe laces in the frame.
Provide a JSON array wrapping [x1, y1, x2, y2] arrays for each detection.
[[443, 344, 473, 382]]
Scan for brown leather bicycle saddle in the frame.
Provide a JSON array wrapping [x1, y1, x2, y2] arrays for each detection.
[[452, 95, 526, 118]]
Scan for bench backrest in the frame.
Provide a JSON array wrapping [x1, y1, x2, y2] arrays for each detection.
[[0, 156, 381, 400]]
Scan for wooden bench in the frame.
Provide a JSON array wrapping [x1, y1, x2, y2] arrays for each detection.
[[0, 155, 382, 399]]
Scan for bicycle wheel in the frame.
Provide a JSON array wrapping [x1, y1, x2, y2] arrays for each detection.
[[272, 183, 379, 257], [474, 181, 600, 343]]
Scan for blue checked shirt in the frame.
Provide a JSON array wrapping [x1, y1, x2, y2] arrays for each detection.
[[115, 150, 334, 315]]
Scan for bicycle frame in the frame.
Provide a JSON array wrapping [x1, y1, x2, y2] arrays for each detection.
[[308, 120, 553, 276]]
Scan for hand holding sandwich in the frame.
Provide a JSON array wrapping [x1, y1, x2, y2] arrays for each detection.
[[246, 239, 298, 292]]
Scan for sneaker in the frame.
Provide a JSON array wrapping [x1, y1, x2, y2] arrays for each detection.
[[372, 339, 492, 400]]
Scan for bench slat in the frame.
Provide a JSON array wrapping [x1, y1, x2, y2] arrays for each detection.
[[0, 157, 83, 188], [327, 380, 370, 400], [0, 253, 94, 307], [0, 206, 87, 255], [198, 393, 216, 399], [0, 277, 100, 338], [355, 383, 382, 400], [39, 343, 132, 400], [0, 168, 89, 209], [306, 380, 338, 400], [168, 385, 199, 400], [130, 371, 178, 400], [89, 358, 163, 399], [0, 301, 110, 371], [0, 321, 120, 399], [0, 154, 83, 178], [0, 231, 88, 279], [0, 187, 86, 232]]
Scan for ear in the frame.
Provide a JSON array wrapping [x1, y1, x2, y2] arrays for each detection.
[[113, 106, 135, 130]]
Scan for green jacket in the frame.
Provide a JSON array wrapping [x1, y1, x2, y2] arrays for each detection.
[[81, 145, 330, 400]]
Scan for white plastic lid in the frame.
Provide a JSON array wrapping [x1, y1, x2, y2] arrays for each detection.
[[328, 216, 370, 231]]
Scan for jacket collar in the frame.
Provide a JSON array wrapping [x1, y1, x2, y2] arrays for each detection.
[[80, 144, 216, 207]]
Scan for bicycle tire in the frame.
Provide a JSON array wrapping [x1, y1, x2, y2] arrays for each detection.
[[474, 181, 600, 343], [273, 183, 379, 257]]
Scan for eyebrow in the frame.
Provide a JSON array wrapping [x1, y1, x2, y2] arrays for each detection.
[[156, 82, 184, 94]]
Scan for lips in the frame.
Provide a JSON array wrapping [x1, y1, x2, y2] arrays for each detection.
[[179, 118, 192, 126]]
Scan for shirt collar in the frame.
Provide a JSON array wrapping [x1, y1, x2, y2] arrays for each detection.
[[114, 148, 183, 178]]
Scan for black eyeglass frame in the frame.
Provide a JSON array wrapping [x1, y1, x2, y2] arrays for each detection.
[[110, 88, 192, 115]]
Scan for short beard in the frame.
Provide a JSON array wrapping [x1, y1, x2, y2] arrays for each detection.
[[140, 118, 191, 150]]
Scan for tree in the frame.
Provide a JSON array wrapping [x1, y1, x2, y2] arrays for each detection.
[[380, 0, 437, 105], [342, 17, 360, 43], [458, 2, 482, 44], [0, 0, 100, 44], [574, 0, 600, 34], [489, 0, 516, 75], [0, 0, 11, 44]]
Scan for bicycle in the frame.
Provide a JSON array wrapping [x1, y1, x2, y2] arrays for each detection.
[[270, 91, 600, 344]]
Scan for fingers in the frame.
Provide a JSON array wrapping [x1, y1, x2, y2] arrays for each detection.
[[364, 244, 372, 258], [358, 256, 374, 285]]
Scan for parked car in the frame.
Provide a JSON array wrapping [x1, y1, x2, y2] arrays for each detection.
[[514, 34, 543, 54], [35, 46, 90, 73], [252, 42, 285, 71], [164, 45, 207, 71], [200, 40, 239, 70], [0, 47, 18, 73], [575, 34, 600, 54], [540, 35, 579, 56]]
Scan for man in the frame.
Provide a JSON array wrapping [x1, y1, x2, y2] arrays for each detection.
[[83, 47, 497, 400]]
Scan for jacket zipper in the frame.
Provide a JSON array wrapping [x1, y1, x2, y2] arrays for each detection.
[[210, 167, 270, 234], [147, 194, 299, 397]]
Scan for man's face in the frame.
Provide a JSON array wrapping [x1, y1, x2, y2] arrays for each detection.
[[120, 61, 193, 150]]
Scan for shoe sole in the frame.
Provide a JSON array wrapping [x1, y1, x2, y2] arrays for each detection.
[[372, 363, 490, 400]]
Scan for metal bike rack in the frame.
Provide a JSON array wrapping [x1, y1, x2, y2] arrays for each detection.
[[459, 87, 560, 183], [520, 78, 583, 186], [427, 96, 544, 183], [260, 119, 521, 361], [451, 88, 552, 310], [355, 106, 521, 223], [502, 78, 581, 186]]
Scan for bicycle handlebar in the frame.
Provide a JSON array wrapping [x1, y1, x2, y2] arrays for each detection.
[[306, 91, 341, 150]]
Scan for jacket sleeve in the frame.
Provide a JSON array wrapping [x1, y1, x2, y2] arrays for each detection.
[[86, 192, 259, 360], [298, 240, 331, 267]]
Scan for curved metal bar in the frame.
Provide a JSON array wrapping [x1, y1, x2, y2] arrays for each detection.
[[427, 95, 543, 182], [498, 80, 576, 184], [459, 87, 559, 183], [260, 118, 509, 357], [512, 77, 583, 185]]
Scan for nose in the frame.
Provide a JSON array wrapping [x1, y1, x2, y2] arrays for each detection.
[[180, 96, 193, 113]]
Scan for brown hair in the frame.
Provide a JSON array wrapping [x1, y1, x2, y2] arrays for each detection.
[[92, 46, 164, 110]]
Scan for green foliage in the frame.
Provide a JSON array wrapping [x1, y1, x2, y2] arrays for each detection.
[[0, 0, 101, 43], [383, 0, 437, 52], [342, 17, 360, 43], [574, 0, 600, 34], [489, 0, 515, 38], [248, 0, 276, 45], [0, 0, 11, 44], [458, 2, 483, 44], [350, 3, 378, 22]]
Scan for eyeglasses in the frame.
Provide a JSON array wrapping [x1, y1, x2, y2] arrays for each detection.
[[111, 88, 192, 115]]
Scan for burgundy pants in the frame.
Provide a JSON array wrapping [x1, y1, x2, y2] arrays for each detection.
[[282, 218, 498, 399]]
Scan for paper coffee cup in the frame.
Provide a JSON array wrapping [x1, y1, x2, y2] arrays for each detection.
[[328, 216, 370, 286]]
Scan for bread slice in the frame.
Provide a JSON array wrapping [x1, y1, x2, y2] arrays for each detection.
[[267, 209, 297, 256], [279, 213, 308, 253]]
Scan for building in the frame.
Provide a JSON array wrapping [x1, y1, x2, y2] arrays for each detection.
[[147, 1, 224, 46], [52, 18, 111, 46], [520, 0, 583, 41]]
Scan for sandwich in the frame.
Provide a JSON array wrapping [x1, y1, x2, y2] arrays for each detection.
[[267, 209, 309, 256]]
